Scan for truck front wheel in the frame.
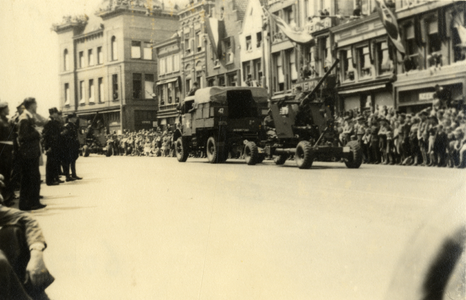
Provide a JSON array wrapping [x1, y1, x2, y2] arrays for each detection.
[[175, 137, 189, 162]]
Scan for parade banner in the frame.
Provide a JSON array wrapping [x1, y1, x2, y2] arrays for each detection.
[[266, 9, 314, 44], [375, 0, 405, 54], [205, 18, 225, 59]]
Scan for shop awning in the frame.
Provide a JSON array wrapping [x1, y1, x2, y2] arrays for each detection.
[[156, 77, 179, 86], [339, 84, 386, 95]]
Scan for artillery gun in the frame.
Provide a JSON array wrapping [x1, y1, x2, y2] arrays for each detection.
[[244, 58, 362, 169]]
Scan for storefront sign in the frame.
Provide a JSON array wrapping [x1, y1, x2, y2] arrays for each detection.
[[419, 92, 434, 101]]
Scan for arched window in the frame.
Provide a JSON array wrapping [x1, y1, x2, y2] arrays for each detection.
[[111, 36, 117, 61], [64, 49, 69, 71]]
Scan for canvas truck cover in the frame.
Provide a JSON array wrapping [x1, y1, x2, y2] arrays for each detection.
[[193, 87, 268, 105]]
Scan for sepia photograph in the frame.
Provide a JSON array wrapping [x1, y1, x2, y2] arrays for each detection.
[[0, 0, 465, 299]]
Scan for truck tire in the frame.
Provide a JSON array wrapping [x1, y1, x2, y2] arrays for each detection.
[[295, 141, 313, 169], [206, 136, 224, 163], [274, 154, 288, 165], [83, 145, 90, 157], [244, 142, 259, 165], [344, 140, 363, 169], [175, 137, 189, 162]]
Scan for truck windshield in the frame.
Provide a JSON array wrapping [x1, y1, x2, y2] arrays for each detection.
[[226, 90, 258, 119]]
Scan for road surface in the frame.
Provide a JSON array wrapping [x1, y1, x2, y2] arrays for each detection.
[[29, 155, 465, 300]]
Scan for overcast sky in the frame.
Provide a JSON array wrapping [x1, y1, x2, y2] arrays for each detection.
[[0, 0, 188, 116]]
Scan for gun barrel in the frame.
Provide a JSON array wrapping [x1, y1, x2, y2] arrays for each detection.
[[301, 58, 340, 106]]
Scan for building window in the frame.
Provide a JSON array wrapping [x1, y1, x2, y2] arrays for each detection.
[[256, 32, 262, 48], [284, 6, 294, 25], [255, 59, 262, 81], [227, 73, 237, 86], [143, 42, 152, 60], [98, 78, 104, 103], [88, 49, 94, 66], [227, 52, 233, 64], [131, 41, 142, 59], [275, 53, 284, 91], [167, 56, 173, 73], [173, 54, 180, 71], [185, 38, 191, 54], [290, 50, 298, 82], [342, 49, 354, 81], [159, 85, 165, 105], [133, 73, 142, 99], [64, 83, 70, 105], [64, 49, 69, 71], [112, 74, 118, 100], [377, 41, 393, 75], [145, 74, 155, 99], [427, 19, 441, 54], [160, 58, 166, 75], [207, 78, 215, 86], [246, 36, 252, 51], [79, 81, 85, 104], [224, 37, 231, 50], [79, 51, 84, 69], [167, 83, 173, 103], [97, 47, 103, 64], [358, 46, 372, 79], [88, 79, 95, 103], [111, 36, 118, 61], [403, 23, 420, 72], [196, 32, 202, 51], [185, 79, 191, 96]]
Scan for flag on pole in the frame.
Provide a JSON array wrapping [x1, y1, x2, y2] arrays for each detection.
[[375, 0, 405, 54], [265, 9, 314, 44]]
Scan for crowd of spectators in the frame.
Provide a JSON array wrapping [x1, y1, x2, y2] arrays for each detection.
[[106, 128, 176, 158], [335, 101, 466, 168]]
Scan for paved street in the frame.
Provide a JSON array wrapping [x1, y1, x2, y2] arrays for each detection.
[[29, 155, 465, 300]]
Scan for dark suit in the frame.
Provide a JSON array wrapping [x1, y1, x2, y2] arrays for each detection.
[[42, 118, 62, 184], [61, 122, 80, 178], [17, 111, 41, 210], [0, 116, 14, 203]]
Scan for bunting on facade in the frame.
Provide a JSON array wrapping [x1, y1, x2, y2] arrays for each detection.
[[205, 18, 225, 59], [375, 0, 405, 54], [265, 9, 314, 44], [453, 13, 466, 48]]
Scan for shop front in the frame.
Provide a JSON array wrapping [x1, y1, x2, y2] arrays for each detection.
[[394, 65, 466, 113]]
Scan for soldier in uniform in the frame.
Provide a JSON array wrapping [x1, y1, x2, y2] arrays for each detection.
[[42, 108, 63, 186], [61, 113, 82, 181], [0, 101, 15, 205], [17, 98, 46, 210]]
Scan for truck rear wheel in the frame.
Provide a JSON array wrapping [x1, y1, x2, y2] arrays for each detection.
[[244, 142, 259, 165], [274, 154, 288, 165], [206, 136, 225, 163], [175, 137, 189, 162], [344, 140, 363, 169], [295, 141, 313, 169]]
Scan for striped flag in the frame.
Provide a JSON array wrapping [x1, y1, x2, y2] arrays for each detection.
[[375, 0, 405, 54], [265, 9, 314, 44]]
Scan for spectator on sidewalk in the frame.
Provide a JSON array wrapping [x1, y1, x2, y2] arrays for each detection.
[[42, 108, 63, 186], [61, 113, 82, 182], [0, 101, 15, 206], [0, 178, 54, 299], [17, 98, 46, 211]]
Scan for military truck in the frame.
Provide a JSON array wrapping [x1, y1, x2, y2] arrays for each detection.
[[173, 87, 269, 163], [248, 58, 363, 169]]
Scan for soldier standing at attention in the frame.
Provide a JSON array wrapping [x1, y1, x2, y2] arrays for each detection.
[[17, 98, 46, 211], [42, 108, 63, 186], [61, 113, 82, 182]]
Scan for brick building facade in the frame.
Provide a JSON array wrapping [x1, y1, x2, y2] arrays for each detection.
[[53, 1, 178, 132]]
